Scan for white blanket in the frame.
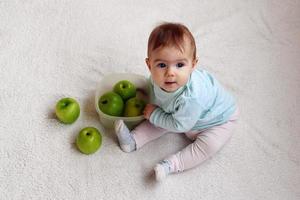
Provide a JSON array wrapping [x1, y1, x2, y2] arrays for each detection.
[[1, 1, 299, 199]]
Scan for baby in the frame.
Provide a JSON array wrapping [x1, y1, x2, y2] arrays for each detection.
[[114, 22, 239, 181]]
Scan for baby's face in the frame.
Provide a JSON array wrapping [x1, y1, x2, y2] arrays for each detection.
[[146, 40, 197, 92]]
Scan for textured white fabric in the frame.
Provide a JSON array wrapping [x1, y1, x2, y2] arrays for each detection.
[[1, 1, 299, 199]]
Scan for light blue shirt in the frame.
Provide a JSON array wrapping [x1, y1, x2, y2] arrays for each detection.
[[149, 68, 237, 132]]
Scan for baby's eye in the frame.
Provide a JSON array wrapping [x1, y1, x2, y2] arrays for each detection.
[[176, 63, 185, 68], [157, 63, 167, 68]]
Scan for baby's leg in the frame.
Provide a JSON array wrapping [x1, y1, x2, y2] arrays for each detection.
[[155, 112, 238, 180], [169, 121, 235, 172], [115, 120, 169, 152], [132, 120, 169, 149]]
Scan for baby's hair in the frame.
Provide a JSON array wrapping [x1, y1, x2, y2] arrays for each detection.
[[147, 22, 196, 59]]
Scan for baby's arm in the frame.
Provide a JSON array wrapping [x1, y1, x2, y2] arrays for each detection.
[[149, 98, 203, 132], [143, 104, 157, 119]]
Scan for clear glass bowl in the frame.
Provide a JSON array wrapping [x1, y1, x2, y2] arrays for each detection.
[[95, 73, 149, 129]]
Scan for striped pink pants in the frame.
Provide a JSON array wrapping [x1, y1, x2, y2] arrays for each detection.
[[132, 109, 239, 173]]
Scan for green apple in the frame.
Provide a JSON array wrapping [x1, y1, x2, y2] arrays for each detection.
[[76, 127, 102, 154], [124, 97, 146, 117], [113, 80, 136, 101], [98, 91, 124, 116], [55, 97, 80, 124]]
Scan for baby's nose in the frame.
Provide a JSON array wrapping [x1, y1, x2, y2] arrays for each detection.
[[165, 66, 176, 76]]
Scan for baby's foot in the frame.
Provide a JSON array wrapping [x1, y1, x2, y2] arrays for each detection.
[[114, 120, 136, 153], [154, 160, 171, 181]]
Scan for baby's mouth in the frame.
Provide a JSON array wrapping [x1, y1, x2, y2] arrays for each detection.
[[165, 81, 176, 85]]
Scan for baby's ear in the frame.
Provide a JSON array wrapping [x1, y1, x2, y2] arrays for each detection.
[[192, 58, 198, 69], [145, 58, 151, 70]]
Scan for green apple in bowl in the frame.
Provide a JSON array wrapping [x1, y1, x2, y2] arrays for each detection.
[[124, 97, 146, 117], [98, 91, 124, 116], [76, 127, 102, 155], [55, 97, 80, 124], [113, 80, 136, 101]]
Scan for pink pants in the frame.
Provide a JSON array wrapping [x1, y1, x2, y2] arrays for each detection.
[[132, 109, 239, 173]]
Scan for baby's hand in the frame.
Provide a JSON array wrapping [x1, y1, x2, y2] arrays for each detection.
[[143, 104, 157, 119]]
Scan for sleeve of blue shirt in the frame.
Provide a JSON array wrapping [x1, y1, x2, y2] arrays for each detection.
[[149, 97, 204, 133]]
